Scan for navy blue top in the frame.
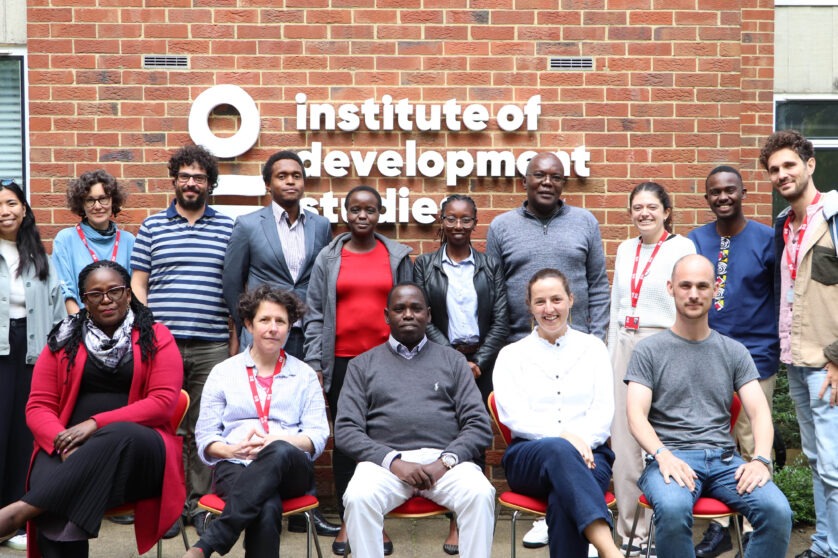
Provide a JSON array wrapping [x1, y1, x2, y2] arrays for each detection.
[[688, 220, 779, 379]]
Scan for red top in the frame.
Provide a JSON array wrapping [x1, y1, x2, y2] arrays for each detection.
[[25, 323, 185, 558], [334, 240, 393, 357]]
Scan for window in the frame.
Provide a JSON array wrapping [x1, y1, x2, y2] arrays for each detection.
[[772, 96, 838, 216], [0, 55, 26, 187]]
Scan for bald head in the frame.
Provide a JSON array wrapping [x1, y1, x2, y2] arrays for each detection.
[[671, 254, 715, 283], [525, 152, 562, 176]]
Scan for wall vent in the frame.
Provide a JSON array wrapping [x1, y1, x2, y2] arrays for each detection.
[[549, 57, 594, 71], [143, 55, 189, 69]]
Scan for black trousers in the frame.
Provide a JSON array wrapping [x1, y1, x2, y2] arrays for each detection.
[[0, 319, 33, 511], [198, 440, 313, 557], [327, 356, 355, 520]]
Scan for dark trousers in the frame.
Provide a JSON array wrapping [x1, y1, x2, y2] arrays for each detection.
[[503, 438, 614, 558], [0, 319, 33, 511], [199, 441, 313, 557], [327, 356, 355, 520]]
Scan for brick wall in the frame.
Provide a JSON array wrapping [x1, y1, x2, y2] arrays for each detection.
[[26, 0, 775, 507]]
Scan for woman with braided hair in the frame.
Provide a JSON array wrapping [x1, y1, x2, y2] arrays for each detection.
[[0, 260, 185, 558]]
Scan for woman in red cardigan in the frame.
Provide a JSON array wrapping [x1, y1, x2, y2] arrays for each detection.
[[0, 260, 184, 558]]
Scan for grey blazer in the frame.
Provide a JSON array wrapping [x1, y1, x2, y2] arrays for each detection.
[[222, 205, 332, 329]]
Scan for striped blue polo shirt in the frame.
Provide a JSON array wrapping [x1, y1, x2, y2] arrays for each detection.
[[131, 201, 234, 342]]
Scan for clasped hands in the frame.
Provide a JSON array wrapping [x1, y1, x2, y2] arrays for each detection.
[[223, 428, 288, 461], [389, 458, 449, 493]]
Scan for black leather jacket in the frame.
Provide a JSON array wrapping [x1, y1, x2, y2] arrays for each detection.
[[413, 245, 509, 372]]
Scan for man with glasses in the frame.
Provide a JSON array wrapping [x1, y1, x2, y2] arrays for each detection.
[[130, 144, 235, 533], [486, 152, 609, 549]]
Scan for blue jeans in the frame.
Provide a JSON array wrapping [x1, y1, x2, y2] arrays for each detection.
[[788, 365, 838, 557], [503, 437, 614, 558], [638, 449, 791, 558]]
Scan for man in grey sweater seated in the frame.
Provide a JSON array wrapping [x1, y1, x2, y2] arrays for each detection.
[[335, 282, 495, 558]]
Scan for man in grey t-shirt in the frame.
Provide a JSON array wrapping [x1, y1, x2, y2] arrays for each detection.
[[625, 255, 791, 558]]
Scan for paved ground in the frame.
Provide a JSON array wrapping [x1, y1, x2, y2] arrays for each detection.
[[0, 514, 815, 557]]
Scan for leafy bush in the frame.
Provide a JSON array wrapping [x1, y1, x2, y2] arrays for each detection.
[[772, 365, 801, 449], [773, 455, 816, 525]]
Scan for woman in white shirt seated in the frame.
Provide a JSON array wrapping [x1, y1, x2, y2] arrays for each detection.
[[493, 268, 621, 558], [183, 285, 329, 558]]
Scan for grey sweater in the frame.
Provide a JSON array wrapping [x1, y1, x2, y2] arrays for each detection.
[[486, 201, 610, 342], [334, 341, 493, 466]]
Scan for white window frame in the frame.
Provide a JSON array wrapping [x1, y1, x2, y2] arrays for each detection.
[[0, 46, 29, 199], [775, 1, 838, 5], [774, 94, 838, 148]]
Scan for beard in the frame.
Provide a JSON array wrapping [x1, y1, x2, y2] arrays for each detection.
[[175, 186, 208, 211]]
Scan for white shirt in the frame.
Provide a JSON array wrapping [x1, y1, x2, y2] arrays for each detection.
[[272, 201, 306, 282], [441, 249, 480, 344], [493, 328, 614, 448], [0, 239, 25, 319], [606, 234, 696, 352]]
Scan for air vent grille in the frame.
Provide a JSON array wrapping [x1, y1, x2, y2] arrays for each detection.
[[549, 57, 594, 71], [143, 55, 189, 69]]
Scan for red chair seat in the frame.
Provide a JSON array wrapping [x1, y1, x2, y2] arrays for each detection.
[[198, 493, 319, 516], [388, 496, 447, 516], [638, 493, 735, 516], [498, 492, 547, 514]]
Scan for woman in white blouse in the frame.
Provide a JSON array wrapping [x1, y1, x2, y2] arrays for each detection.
[[606, 182, 695, 554], [493, 268, 621, 558]]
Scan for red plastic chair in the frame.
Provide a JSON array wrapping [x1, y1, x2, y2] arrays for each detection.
[[104, 389, 191, 558], [625, 394, 746, 558], [196, 492, 323, 558], [488, 392, 618, 558]]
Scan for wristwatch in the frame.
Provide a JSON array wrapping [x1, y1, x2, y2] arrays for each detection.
[[440, 453, 458, 469], [751, 455, 771, 468]]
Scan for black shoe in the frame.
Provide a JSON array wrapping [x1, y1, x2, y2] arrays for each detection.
[[162, 521, 181, 540], [190, 513, 208, 538], [107, 514, 135, 525], [734, 532, 751, 558], [795, 550, 827, 558], [695, 523, 732, 558], [288, 509, 341, 537], [332, 540, 349, 556], [383, 540, 394, 555]]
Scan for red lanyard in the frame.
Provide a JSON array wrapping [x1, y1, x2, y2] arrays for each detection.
[[75, 224, 120, 263], [246, 350, 285, 434], [783, 192, 821, 280], [629, 230, 669, 310]]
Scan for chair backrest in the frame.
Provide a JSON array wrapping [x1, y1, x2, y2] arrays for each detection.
[[729, 392, 741, 433], [172, 389, 190, 431], [488, 392, 513, 446]]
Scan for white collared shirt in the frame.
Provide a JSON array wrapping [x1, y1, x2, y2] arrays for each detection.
[[272, 201, 306, 282], [493, 328, 614, 448], [441, 248, 480, 344]]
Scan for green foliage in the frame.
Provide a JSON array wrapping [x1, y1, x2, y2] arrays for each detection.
[[773, 455, 816, 525], [772, 365, 801, 449]]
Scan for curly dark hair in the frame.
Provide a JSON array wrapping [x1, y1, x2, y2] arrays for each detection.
[[437, 194, 478, 242], [630, 182, 673, 233], [759, 130, 815, 171], [0, 181, 49, 281], [167, 145, 219, 194], [238, 284, 306, 327], [262, 150, 306, 184], [66, 169, 128, 218], [55, 261, 157, 371]]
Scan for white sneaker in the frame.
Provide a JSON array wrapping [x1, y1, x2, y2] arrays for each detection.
[[5, 534, 26, 551], [522, 518, 548, 548]]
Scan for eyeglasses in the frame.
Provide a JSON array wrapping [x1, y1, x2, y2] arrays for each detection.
[[0, 179, 19, 187], [83, 286, 129, 304], [83, 196, 112, 209], [528, 172, 567, 184], [176, 173, 209, 186], [442, 216, 475, 227]]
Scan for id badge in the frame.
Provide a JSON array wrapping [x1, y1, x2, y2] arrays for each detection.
[[786, 287, 795, 303], [625, 316, 640, 331]]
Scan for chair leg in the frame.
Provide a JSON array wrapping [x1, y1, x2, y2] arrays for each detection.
[[179, 516, 190, 551], [509, 510, 520, 558], [625, 502, 643, 557], [731, 515, 744, 558]]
